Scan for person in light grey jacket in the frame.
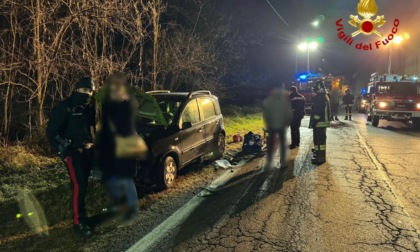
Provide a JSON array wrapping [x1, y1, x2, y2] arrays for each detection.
[[263, 88, 293, 168]]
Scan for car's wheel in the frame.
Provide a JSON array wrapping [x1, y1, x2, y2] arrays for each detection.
[[372, 115, 380, 127], [413, 119, 420, 130], [158, 156, 177, 189], [213, 133, 225, 159]]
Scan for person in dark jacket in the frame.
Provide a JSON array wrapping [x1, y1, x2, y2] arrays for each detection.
[[342, 89, 355, 120], [46, 77, 96, 237], [330, 89, 340, 121], [289, 86, 305, 149], [309, 81, 331, 165], [98, 73, 139, 221]]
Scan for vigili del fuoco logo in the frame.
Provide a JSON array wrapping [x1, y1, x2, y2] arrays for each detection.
[[336, 0, 400, 51]]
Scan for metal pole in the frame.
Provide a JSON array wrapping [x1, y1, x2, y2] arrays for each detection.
[[307, 47, 310, 73], [388, 44, 392, 74]]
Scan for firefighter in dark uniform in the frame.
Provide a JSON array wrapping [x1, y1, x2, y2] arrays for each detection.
[[46, 77, 96, 237], [289, 86, 305, 149], [309, 81, 331, 165], [342, 88, 355, 120]]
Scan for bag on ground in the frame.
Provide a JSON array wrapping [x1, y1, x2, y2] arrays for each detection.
[[242, 131, 263, 153]]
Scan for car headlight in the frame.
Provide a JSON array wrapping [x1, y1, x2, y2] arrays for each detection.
[[417, 103, 420, 110], [362, 100, 367, 104], [378, 102, 387, 109]]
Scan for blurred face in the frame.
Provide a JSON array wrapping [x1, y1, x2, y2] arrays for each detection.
[[109, 83, 128, 101], [76, 88, 93, 96]]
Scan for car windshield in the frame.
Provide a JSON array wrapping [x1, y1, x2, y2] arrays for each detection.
[[377, 82, 420, 95], [153, 96, 183, 125]]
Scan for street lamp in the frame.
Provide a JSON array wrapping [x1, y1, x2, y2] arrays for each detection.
[[312, 20, 320, 27], [298, 41, 319, 74], [388, 34, 408, 74]]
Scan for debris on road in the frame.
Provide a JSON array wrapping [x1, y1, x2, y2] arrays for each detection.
[[214, 159, 232, 170]]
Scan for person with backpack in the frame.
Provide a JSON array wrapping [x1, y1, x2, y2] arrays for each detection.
[[46, 77, 96, 237], [289, 86, 305, 149], [263, 88, 293, 169]]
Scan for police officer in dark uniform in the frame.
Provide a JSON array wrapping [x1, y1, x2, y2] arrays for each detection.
[[309, 81, 331, 165], [289, 86, 305, 149], [342, 88, 355, 120], [46, 77, 96, 237]]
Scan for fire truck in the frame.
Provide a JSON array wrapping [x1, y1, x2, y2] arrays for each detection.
[[297, 74, 326, 113], [365, 73, 420, 129], [297, 73, 344, 114]]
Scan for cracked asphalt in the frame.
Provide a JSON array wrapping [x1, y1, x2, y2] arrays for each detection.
[[130, 114, 420, 252]]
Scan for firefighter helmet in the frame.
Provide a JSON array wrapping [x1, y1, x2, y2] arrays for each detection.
[[345, 88, 351, 94]]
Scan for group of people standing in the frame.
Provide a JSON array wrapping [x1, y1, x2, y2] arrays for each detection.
[[263, 81, 354, 169], [46, 75, 355, 238], [46, 74, 140, 238]]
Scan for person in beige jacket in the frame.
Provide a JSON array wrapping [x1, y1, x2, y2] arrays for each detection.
[[263, 88, 293, 169]]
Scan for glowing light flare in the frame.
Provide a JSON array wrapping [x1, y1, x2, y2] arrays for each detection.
[[393, 35, 403, 45], [298, 42, 308, 51], [378, 101, 387, 108], [298, 42, 319, 51], [309, 42, 319, 50]]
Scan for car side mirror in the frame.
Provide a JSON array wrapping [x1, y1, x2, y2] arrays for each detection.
[[182, 122, 192, 130]]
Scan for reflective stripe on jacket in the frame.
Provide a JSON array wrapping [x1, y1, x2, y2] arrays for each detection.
[[310, 93, 331, 128]]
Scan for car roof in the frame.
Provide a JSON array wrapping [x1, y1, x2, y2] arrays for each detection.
[[151, 92, 218, 100], [152, 92, 190, 97]]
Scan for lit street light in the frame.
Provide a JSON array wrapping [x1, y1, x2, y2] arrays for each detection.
[[388, 34, 409, 74], [298, 41, 319, 74]]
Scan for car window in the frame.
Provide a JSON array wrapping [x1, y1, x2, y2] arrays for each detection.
[[199, 98, 216, 120], [180, 99, 201, 126], [157, 100, 182, 124]]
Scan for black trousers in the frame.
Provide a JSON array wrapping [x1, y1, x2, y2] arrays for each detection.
[[267, 128, 287, 165], [313, 128, 327, 151], [290, 117, 302, 146], [331, 104, 339, 118], [65, 148, 93, 225], [344, 104, 352, 116]]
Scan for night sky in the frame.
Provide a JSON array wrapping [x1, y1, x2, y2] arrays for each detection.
[[218, 0, 420, 91]]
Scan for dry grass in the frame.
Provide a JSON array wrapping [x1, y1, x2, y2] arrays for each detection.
[[223, 109, 264, 154], [0, 145, 58, 175]]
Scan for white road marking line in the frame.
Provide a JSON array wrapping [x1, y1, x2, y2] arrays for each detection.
[[213, 158, 265, 229], [255, 169, 274, 202], [126, 158, 253, 252]]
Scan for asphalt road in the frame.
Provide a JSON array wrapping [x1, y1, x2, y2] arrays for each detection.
[[126, 114, 420, 252]]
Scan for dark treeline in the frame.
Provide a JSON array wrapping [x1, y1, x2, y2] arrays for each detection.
[[0, 0, 250, 141]]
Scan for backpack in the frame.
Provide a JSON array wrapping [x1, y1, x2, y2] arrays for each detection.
[[242, 131, 263, 154]]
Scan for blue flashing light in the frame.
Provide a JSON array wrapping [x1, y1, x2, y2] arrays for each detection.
[[299, 74, 308, 80]]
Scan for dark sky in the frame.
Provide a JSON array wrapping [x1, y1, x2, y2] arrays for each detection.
[[219, 0, 420, 91]]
